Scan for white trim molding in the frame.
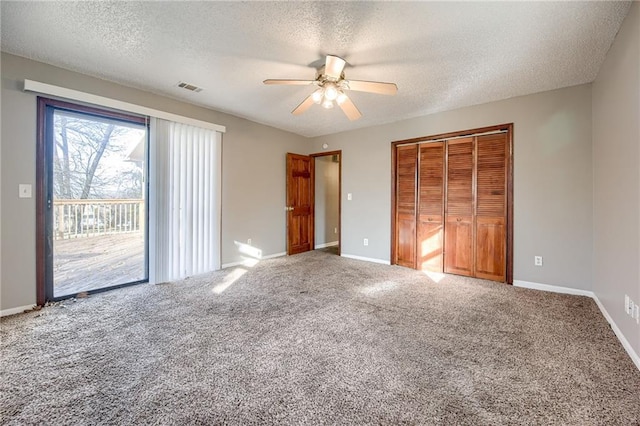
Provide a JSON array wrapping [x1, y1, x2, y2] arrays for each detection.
[[340, 253, 391, 265], [513, 280, 594, 297], [514, 280, 640, 371], [1, 304, 37, 317], [315, 241, 339, 249], [262, 252, 287, 260], [592, 296, 640, 372], [222, 252, 286, 269], [23, 80, 226, 133]]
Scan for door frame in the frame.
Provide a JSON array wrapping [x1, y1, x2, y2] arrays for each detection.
[[310, 150, 342, 256], [391, 124, 513, 284], [35, 97, 149, 305]]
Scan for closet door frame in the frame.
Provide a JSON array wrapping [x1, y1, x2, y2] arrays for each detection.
[[391, 123, 514, 284]]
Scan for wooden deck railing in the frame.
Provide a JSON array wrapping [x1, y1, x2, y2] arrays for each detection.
[[53, 199, 145, 240]]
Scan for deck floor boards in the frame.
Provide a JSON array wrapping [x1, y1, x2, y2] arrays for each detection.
[[53, 232, 145, 297]]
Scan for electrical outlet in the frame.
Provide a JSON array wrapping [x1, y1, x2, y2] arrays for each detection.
[[347, 193, 353, 201], [363, 238, 368, 246], [247, 238, 252, 245], [18, 184, 32, 198], [334, 227, 338, 234], [625, 295, 633, 315], [632, 301, 637, 318], [534, 256, 543, 266]]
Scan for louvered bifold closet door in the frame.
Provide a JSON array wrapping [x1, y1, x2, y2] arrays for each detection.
[[475, 133, 508, 281], [417, 142, 445, 272], [395, 144, 418, 268], [444, 138, 474, 276]]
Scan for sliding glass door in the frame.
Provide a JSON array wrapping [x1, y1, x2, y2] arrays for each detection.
[[39, 98, 149, 300]]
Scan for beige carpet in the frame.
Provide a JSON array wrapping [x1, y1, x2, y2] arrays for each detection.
[[1, 250, 639, 425]]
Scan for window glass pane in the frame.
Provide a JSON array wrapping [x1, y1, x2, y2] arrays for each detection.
[[51, 106, 148, 297]]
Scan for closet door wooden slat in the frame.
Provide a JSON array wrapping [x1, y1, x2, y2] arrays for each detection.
[[444, 138, 474, 276], [417, 142, 444, 272], [475, 133, 507, 281], [395, 144, 417, 268]]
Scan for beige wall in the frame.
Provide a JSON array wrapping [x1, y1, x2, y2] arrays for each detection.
[[310, 84, 594, 291], [0, 53, 307, 311], [592, 2, 639, 357], [314, 155, 340, 246]]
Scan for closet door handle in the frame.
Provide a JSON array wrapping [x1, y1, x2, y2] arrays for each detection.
[[456, 217, 462, 222]]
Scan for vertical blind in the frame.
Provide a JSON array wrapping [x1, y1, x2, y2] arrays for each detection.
[[150, 119, 222, 283]]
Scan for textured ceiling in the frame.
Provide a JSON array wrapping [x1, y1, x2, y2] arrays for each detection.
[[0, 1, 632, 137]]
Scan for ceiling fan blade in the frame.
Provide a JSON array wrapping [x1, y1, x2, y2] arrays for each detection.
[[338, 95, 362, 121], [347, 80, 398, 95], [263, 79, 315, 85], [325, 55, 346, 79], [292, 94, 315, 115]]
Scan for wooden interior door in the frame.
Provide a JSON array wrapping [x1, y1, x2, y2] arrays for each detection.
[[286, 153, 314, 255], [394, 144, 417, 268], [475, 133, 508, 281], [417, 142, 444, 272], [444, 138, 474, 276]]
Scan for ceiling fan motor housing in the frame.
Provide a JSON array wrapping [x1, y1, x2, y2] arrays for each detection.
[[315, 67, 345, 83]]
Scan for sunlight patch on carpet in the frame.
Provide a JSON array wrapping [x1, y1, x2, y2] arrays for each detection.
[[424, 271, 446, 283], [213, 267, 247, 294], [360, 280, 398, 295]]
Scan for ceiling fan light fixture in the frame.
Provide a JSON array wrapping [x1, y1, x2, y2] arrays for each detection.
[[336, 92, 348, 105], [312, 89, 324, 104], [324, 83, 339, 101], [322, 99, 334, 109]]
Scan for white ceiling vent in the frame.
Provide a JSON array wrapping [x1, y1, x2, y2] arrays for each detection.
[[177, 82, 203, 93]]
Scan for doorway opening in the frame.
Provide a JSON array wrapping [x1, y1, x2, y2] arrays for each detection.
[[285, 150, 342, 256], [36, 98, 149, 303], [311, 151, 341, 256]]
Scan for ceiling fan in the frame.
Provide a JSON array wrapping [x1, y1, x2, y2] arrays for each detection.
[[263, 55, 398, 121]]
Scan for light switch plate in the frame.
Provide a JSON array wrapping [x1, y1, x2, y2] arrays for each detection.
[[19, 184, 32, 198]]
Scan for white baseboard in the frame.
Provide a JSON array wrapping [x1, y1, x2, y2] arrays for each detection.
[[592, 295, 640, 371], [514, 279, 639, 371], [1, 304, 36, 317], [513, 280, 594, 297], [263, 251, 287, 260], [221, 251, 286, 269], [315, 241, 338, 249], [340, 253, 390, 265]]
